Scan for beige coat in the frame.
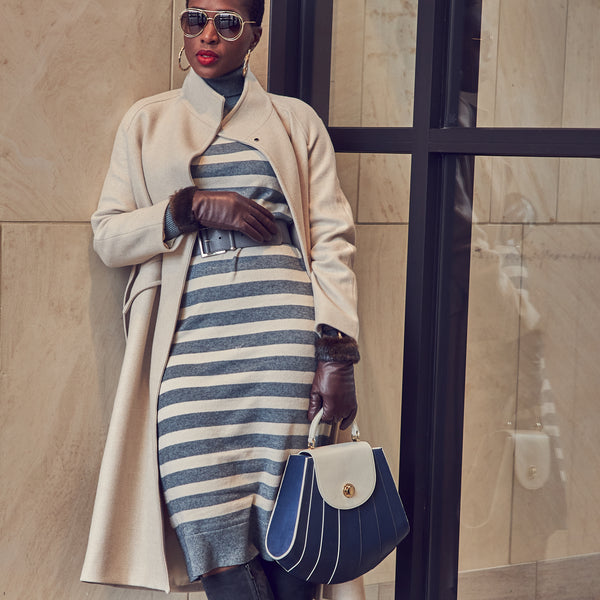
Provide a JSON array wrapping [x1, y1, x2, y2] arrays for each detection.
[[81, 70, 359, 593]]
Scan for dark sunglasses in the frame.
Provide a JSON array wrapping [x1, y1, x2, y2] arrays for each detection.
[[180, 9, 256, 42]]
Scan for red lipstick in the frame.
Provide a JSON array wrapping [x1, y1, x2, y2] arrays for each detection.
[[197, 50, 218, 66]]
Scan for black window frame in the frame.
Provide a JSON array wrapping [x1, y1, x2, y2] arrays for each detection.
[[267, 1, 600, 599]]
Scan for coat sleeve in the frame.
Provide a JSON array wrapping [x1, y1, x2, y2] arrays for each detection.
[[301, 109, 359, 340], [91, 116, 184, 269]]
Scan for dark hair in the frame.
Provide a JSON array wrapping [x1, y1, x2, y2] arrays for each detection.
[[246, 0, 265, 26], [184, 1, 265, 26]]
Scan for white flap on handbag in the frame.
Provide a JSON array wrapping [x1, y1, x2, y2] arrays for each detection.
[[513, 430, 551, 491], [301, 441, 376, 510]]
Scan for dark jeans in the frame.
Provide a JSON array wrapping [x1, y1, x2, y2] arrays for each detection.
[[202, 556, 316, 600]]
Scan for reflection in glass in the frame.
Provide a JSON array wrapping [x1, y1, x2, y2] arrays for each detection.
[[458, 157, 600, 596]]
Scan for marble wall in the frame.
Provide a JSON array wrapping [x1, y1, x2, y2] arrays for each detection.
[[0, 1, 269, 598], [2, 0, 598, 598]]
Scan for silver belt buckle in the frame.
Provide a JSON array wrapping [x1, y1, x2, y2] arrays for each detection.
[[198, 229, 236, 258]]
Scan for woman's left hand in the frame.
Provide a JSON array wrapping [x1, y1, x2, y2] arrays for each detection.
[[308, 361, 358, 430]]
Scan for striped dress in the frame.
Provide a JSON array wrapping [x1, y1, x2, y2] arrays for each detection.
[[157, 134, 325, 581]]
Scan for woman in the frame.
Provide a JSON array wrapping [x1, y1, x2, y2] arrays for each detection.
[[82, 0, 360, 598]]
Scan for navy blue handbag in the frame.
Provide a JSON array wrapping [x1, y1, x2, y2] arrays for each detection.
[[265, 410, 409, 584]]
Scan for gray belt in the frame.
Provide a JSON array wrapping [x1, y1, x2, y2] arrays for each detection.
[[197, 220, 292, 257]]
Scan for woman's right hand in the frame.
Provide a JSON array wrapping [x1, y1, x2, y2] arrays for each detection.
[[191, 190, 277, 242]]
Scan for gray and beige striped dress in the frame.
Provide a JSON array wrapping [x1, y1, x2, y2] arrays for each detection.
[[157, 134, 324, 581]]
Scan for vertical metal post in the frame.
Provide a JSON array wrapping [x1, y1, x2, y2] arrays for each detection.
[[298, 0, 333, 124], [397, 0, 480, 598], [396, 0, 462, 598], [267, 0, 302, 98], [267, 0, 333, 123]]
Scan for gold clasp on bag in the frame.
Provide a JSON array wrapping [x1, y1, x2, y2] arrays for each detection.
[[343, 483, 356, 498]]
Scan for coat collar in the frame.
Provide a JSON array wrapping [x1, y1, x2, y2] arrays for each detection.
[[181, 69, 274, 137], [181, 69, 225, 124]]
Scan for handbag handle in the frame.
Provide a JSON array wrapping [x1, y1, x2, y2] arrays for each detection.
[[308, 408, 361, 449]]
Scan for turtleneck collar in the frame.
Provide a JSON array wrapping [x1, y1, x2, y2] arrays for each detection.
[[202, 66, 245, 115]]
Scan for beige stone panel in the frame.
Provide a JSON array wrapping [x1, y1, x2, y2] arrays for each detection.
[[475, 0, 500, 127], [495, 0, 567, 128], [557, 158, 600, 223], [245, 0, 271, 89], [361, 0, 417, 128], [362, 554, 396, 588], [322, 579, 368, 599], [353, 224, 407, 589], [459, 429, 515, 570], [556, 1, 600, 223], [0, 224, 187, 598], [249, 0, 271, 89], [171, 0, 271, 90], [379, 583, 395, 600], [81, 588, 177, 600], [513, 225, 600, 560], [0, 1, 172, 223], [356, 154, 410, 223], [562, 0, 600, 128], [354, 224, 407, 477], [172, 0, 188, 89], [473, 156, 493, 224], [489, 157, 559, 224], [458, 562, 536, 600], [363, 584, 379, 600], [459, 224, 523, 571], [543, 529, 570, 561], [536, 553, 600, 600], [329, 0, 366, 126], [336, 153, 360, 219]]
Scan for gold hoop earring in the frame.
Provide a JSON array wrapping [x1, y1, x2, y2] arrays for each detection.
[[178, 47, 190, 72], [242, 48, 252, 77]]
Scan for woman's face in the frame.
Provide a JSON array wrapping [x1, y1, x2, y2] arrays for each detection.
[[184, 0, 262, 79]]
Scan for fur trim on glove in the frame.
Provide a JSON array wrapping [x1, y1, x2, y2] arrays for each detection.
[[168, 187, 198, 233], [315, 335, 360, 363]]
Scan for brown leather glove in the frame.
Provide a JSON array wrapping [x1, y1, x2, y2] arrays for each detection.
[[308, 361, 358, 430], [169, 187, 277, 242]]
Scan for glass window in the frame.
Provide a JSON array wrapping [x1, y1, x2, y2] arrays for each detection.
[[337, 152, 410, 593], [329, 0, 418, 127], [337, 153, 412, 223], [472, 0, 600, 128], [458, 156, 600, 597]]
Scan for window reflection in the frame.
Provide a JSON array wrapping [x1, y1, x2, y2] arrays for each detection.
[[459, 156, 600, 595]]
